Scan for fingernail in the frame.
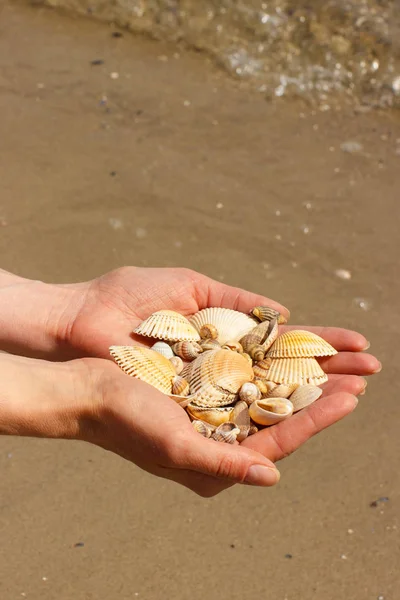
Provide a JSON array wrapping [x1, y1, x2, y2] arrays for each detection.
[[359, 379, 368, 396], [245, 465, 280, 486], [363, 341, 371, 350], [373, 362, 382, 374], [353, 395, 359, 407]]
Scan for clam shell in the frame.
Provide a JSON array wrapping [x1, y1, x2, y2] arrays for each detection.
[[134, 310, 200, 342], [211, 422, 240, 444], [189, 308, 257, 345], [266, 357, 328, 385], [251, 306, 287, 325], [231, 400, 251, 442], [265, 383, 299, 399], [249, 398, 293, 426], [199, 324, 218, 340], [173, 341, 203, 361], [187, 349, 254, 407], [109, 346, 176, 393], [171, 376, 190, 397], [186, 404, 233, 426], [289, 384, 323, 412], [192, 420, 215, 438], [239, 382, 261, 405], [267, 330, 337, 358], [169, 356, 184, 374], [252, 358, 272, 379], [151, 341, 175, 359]]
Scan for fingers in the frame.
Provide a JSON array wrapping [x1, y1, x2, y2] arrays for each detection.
[[280, 325, 369, 352], [318, 353, 381, 375], [241, 392, 358, 463], [321, 374, 366, 396]]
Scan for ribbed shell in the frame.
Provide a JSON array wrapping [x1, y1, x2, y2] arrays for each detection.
[[186, 404, 233, 426], [134, 310, 200, 342], [211, 422, 240, 444], [266, 357, 328, 385], [187, 349, 254, 407], [172, 341, 203, 361], [189, 308, 257, 345], [109, 346, 176, 393], [151, 341, 175, 359], [169, 356, 184, 374], [251, 306, 287, 324], [171, 376, 190, 397], [289, 384, 323, 412], [267, 330, 337, 358], [192, 420, 215, 438], [265, 383, 299, 399]]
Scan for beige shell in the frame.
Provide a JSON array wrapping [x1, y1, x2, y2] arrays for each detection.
[[169, 356, 184, 374], [151, 341, 175, 359], [267, 330, 337, 358], [253, 358, 272, 379], [171, 376, 190, 397], [199, 339, 221, 352], [289, 384, 323, 412], [240, 352, 253, 366], [253, 378, 277, 397], [241, 318, 279, 355], [231, 400, 251, 442], [134, 310, 200, 342], [109, 345, 176, 393], [265, 383, 299, 399], [211, 422, 241, 444], [239, 382, 261, 405], [222, 341, 243, 353], [249, 398, 293, 426], [192, 420, 215, 438], [251, 306, 287, 324], [249, 345, 266, 362], [248, 424, 259, 436], [189, 308, 257, 345], [187, 349, 254, 407], [186, 404, 233, 426], [266, 357, 328, 385], [199, 324, 219, 340], [172, 341, 203, 361]]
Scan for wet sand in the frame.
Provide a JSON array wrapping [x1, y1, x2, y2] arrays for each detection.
[[0, 2, 399, 599]]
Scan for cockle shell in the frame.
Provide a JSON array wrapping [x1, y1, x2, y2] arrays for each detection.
[[211, 422, 240, 444], [134, 310, 200, 342], [189, 308, 257, 345], [265, 383, 299, 399], [231, 400, 251, 441], [252, 358, 272, 379], [151, 341, 175, 359], [266, 357, 328, 385], [109, 346, 176, 393], [239, 382, 261, 405], [171, 376, 190, 397], [192, 420, 215, 438], [251, 306, 287, 324], [267, 330, 337, 358], [289, 384, 323, 412], [199, 324, 218, 340], [199, 339, 221, 352], [187, 349, 254, 407], [186, 404, 233, 426], [172, 341, 203, 361], [249, 398, 294, 426], [170, 356, 184, 374]]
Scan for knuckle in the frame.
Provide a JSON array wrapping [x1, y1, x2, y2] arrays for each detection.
[[214, 453, 245, 482]]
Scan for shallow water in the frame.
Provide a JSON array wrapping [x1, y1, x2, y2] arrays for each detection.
[[34, 0, 400, 109]]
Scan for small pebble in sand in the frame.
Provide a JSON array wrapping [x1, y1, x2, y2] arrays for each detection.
[[42, 577, 48, 582], [74, 542, 85, 548], [378, 596, 385, 600], [183, 100, 191, 107], [91, 59, 104, 66], [347, 529, 354, 534], [353, 297, 371, 311], [340, 554, 348, 560], [111, 31, 123, 38], [370, 497, 389, 508], [135, 228, 147, 239], [304, 202, 312, 210], [216, 202, 224, 209], [284, 553, 293, 559], [301, 225, 310, 234], [340, 140, 363, 154], [109, 218, 123, 230], [275, 210, 281, 216], [335, 269, 352, 280], [110, 72, 120, 79]]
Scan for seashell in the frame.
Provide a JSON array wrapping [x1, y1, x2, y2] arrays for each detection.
[[289, 384, 323, 412], [222, 341, 243, 353], [171, 375, 190, 397], [192, 420, 215, 438], [253, 378, 277, 397], [252, 358, 272, 379], [134, 310, 200, 342], [261, 317, 279, 353], [151, 341, 175, 359], [249, 398, 293, 426], [240, 318, 278, 354], [172, 341, 203, 361], [199, 324, 218, 340], [169, 356, 184, 374], [266, 357, 328, 385], [240, 352, 253, 366], [211, 422, 241, 444], [109, 345, 176, 393], [186, 404, 233, 426], [248, 425, 259, 436], [267, 330, 337, 358], [249, 344, 266, 362], [265, 383, 299, 399], [239, 382, 261, 405], [231, 400, 251, 442], [187, 349, 254, 407], [189, 308, 257, 345], [251, 306, 287, 325], [199, 338, 221, 352]]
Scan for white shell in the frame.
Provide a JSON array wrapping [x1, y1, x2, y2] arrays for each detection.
[[289, 384, 323, 412], [249, 398, 293, 426], [239, 382, 261, 405], [134, 310, 200, 342], [189, 308, 257, 345], [151, 341, 175, 359]]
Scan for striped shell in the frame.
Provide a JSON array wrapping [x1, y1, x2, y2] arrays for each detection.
[[239, 382, 261, 405], [253, 379, 277, 397], [186, 404, 233, 426], [253, 358, 272, 379], [265, 383, 299, 399], [134, 310, 200, 342], [199, 324, 218, 340], [249, 345, 266, 362], [249, 398, 293, 426], [199, 339, 221, 352], [289, 384, 323, 412], [222, 341, 243, 353], [267, 330, 337, 358], [189, 308, 257, 345], [109, 346, 176, 393], [151, 341, 175, 359], [251, 306, 287, 324], [172, 341, 203, 361], [241, 318, 279, 355], [266, 357, 328, 385], [169, 356, 184, 374], [186, 349, 254, 407], [192, 420, 215, 438], [211, 422, 240, 444], [171, 376, 190, 397]]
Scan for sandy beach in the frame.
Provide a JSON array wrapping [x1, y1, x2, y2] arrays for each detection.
[[0, 1, 399, 598]]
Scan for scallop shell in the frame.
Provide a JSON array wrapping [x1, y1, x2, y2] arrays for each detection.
[[172, 341, 203, 361], [289, 384, 323, 412], [239, 382, 261, 405], [192, 420, 215, 438], [151, 341, 175, 359], [267, 330, 337, 358], [251, 306, 287, 325], [186, 404, 233, 426], [169, 356, 184, 374], [109, 346, 176, 393], [211, 422, 241, 444], [252, 358, 272, 379], [199, 339, 221, 352], [265, 383, 299, 399], [231, 400, 251, 442], [189, 308, 257, 345], [134, 310, 200, 342], [187, 349, 254, 407], [266, 357, 328, 385], [249, 398, 293, 426], [199, 324, 219, 340], [171, 376, 190, 397]]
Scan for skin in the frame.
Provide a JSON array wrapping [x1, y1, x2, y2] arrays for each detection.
[[0, 267, 381, 497]]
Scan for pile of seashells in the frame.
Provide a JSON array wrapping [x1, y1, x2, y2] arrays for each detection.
[[110, 307, 337, 444]]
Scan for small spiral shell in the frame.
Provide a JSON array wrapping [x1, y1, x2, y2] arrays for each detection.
[[253, 358, 272, 379], [239, 382, 261, 405], [169, 355, 184, 374], [222, 341, 243, 353], [249, 344, 266, 362], [199, 324, 219, 340], [251, 306, 287, 325], [172, 341, 203, 361], [171, 376, 190, 397], [253, 378, 276, 397], [211, 422, 240, 444], [199, 338, 221, 352]]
